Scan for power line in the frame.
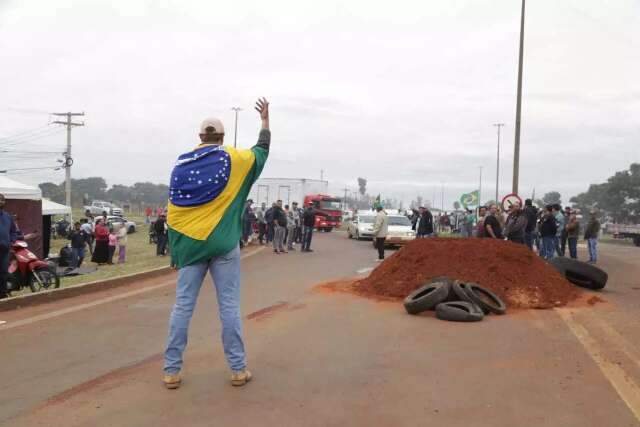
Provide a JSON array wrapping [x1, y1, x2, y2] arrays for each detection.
[[0, 124, 51, 141], [0, 128, 66, 148], [0, 165, 63, 173]]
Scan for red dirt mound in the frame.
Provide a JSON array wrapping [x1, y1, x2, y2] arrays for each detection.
[[352, 238, 582, 309]]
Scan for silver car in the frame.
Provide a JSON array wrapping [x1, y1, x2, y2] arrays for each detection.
[[347, 214, 376, 240]]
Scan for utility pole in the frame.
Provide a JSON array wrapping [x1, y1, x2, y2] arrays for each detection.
[[478, 166, 483, 207], [52, 112, 85, 218], [440, 182, 444, 212], [513, 0, 526, 195], [493, 123, 505, 203], [342, 187, 349, 210], [231, 107, 242, 148], [320, 169, 324, 181]]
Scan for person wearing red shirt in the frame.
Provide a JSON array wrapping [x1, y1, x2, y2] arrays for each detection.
[[91, 219, 110, 264]]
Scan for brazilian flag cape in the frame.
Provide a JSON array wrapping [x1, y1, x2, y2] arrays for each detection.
[[167, 130, 269, 268]]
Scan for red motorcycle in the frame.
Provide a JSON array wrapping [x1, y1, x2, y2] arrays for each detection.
[[6, 240, 60, 295]]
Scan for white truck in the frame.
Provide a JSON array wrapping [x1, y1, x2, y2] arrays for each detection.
[[248, 178, 328, 207], [84, 200, 123, 217], [607, 223, 640, 247]]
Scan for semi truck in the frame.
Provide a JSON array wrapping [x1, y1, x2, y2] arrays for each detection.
[[303, 194, 343, 232], [248, 178, 342, 231]]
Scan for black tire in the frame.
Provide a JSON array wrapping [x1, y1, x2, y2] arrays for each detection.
[[128, 225, 136, 234], [465, 283, 507, 315], [435, 301, 484, 322], [548, 257, 608, 290], [403, 281, 451, 315], [30, 267, 60, 292], [634, 236, 640, 247], [451, 280, 477, 306]]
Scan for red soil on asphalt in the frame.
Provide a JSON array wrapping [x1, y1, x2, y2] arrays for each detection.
[[351, 238, 583, 309]]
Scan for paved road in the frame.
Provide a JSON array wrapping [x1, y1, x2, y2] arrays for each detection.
[[1, 234, 639, 426]]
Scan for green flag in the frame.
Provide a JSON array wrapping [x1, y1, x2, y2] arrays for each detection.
[[460, 190, 479, 209]]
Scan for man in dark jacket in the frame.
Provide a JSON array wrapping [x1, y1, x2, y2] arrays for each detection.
[[154, 214, 168, 256], [539, 206, 558, 259], [0, 194, 19, 299], [265, 203, 275, 243], [301, 205, 317, 252], [504, 202, 528, 244], [584, 212, 601, 264], [272, 200, 287, 253], [523, 199, 538, 250], [484, 204, 503, 239], [68, 222, 90, 268], [416, 207, 434, 237]]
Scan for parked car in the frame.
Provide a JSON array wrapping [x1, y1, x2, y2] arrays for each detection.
[[384, 215, 416, 247], [347, 213, 376, 240], [102, 216, 137, 234], [84, 200, 123, 217]]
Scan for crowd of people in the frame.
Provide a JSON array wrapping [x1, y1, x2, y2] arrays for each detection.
[[65, 212, 129, 268], [241, 199, 318, 253], [407, 200, 602, 263]]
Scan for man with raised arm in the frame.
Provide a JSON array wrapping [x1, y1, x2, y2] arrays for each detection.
[[163, 98, 270, 389]]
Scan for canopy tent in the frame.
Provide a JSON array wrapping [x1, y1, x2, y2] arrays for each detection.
[[0, 175, 42, 200], [1, 176, 44, 257], [42, 198, 71, 215]]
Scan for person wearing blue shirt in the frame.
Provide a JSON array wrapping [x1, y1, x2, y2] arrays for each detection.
[[0, 194, 19, 299]]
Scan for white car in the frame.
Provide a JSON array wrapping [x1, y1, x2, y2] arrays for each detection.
[[100, 216, 137, 234], [384, 215, 416, 246], [347, 213, 376, 240]]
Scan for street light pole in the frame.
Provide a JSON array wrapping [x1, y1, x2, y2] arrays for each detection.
[[493, 123, 505, 203], [478, 166, 483, 209], [231, 107, 242, 148], [513, 0, 526, 195]]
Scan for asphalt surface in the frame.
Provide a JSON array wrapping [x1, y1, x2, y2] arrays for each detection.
[[1, 234, 640, 426]]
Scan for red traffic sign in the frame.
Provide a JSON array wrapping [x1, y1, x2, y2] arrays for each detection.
[[501, 193, 523, 212]]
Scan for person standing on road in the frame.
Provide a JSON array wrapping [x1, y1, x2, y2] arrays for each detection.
[[475, 206, 487, 238], [272, 200, 287, 253], [80, 218, 94, 255], [523, 199, 538, 250], [566, 213, 580, 259], [154, 214, 168, 256], [553, 204, 565, 256], [265, 203, 275, 244], [285, 204, 297, 251], [539, 206, 558, 260], [301, 204, 316, 252], [484, 204, 503, 239], [372, 205, 389, 261], [163, 98, 270, 389], [241, 199, 256, 247], [0, 194, 19, 299], [559, 206, 571, 256], [256, 202, 267, 245], [292, 202, 302, 243], [416, 206, 434, 238], [584, 211, 601, 264], [504, 202, 527, 244]]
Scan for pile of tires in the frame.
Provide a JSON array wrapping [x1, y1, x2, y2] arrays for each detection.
[[403, 277, 506, 322], [548, 258, 608, 290]]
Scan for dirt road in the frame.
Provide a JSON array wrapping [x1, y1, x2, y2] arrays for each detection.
[[1, 234, 639, 426]]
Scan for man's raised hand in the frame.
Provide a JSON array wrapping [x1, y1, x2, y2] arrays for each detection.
[[255, 98, 269, 122]]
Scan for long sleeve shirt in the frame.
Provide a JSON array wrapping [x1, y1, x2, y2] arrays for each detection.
[[0, 210, 19, 248]]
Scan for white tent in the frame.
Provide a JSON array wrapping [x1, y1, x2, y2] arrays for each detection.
[[0, 175, 41, 200], [42, 198, 71, 215]]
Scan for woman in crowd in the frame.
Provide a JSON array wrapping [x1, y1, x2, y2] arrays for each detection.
[[117, 223, 128, 263], [91, 218, 110, 265]]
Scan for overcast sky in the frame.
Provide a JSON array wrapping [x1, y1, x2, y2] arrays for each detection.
[[1, 0, 638, 209]]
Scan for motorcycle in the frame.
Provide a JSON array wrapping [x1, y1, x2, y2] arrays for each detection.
[[6, 240, 60, 295]]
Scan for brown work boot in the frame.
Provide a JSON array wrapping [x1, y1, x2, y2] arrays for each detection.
[[163, 372, 182, 389], [230, 369, 252, 387]]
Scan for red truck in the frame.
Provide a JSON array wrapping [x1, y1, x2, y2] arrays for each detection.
[[304, 194, 343, 232]]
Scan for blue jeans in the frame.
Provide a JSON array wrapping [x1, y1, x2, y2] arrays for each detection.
[[164, 245, 245, 374], [568, 237, 578, 259], [541, 236, 556, 260], [72, 247, 85, 268], [588, 238, 598, 262], [525, 231, 535, 250], [302, 226, 314, 251]]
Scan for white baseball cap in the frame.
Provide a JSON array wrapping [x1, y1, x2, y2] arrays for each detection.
[[199, 118, 225, 135]]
